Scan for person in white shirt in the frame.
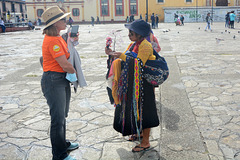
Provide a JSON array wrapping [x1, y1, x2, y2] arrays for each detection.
[[0, 18, 6, 33]]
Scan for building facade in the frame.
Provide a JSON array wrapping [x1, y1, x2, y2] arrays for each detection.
[[146, 0, 240, 22], [164, 6, 240, 22], [0, 0, 27, 22], [25, 0, 240, 24]]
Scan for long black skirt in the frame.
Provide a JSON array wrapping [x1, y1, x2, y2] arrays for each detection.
[[113, 78, 159, 136]]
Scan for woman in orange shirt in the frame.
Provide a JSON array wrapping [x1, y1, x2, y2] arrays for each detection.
[[41, 6, 77, 160]]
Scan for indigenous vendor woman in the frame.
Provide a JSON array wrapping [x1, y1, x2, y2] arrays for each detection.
[[105, 19, 159, 152], [41, 6, 78, 160]]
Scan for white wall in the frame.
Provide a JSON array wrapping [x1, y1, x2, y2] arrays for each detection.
[[164, 7, 240, 22], [84, 0, 96, 21]]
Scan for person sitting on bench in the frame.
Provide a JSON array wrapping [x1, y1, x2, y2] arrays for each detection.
[[28, 20, 35, 30]]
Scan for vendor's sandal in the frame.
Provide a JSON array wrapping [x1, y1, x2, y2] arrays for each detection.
[[132, 146, 150, 152], [127, 135, 143, 141]]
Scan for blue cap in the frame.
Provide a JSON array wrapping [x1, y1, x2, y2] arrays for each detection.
[[125, 19, 151, 37]]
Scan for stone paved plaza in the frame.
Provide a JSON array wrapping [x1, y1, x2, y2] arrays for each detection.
[[0, 22, 240, 160]]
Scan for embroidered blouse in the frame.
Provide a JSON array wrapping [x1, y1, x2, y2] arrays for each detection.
[[119, 39, 156, 65]]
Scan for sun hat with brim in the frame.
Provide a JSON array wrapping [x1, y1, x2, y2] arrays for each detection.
[[42, 6, 70, 30], [125, 19, 151, 37]]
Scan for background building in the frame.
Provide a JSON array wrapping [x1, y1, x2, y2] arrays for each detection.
[[164, 6, 240, 22], [145, 0, 240, 22], [24, 0, 240, 24], [0, 0, 27, 23]]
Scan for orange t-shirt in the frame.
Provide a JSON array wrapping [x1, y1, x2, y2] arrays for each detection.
[[42, 35, 70, 72]]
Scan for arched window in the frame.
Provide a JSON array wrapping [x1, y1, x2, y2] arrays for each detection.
[[158, 0, 164, 2], [20, 4, 23, 12], [11, 3, 15, 12], [72, 8, 80, 17], [129, 0, 137, 15], [115, 0, 124, 16], [37, 9, 44, 17], [216, 0, 228, 6], [101, 0, 109, 16]]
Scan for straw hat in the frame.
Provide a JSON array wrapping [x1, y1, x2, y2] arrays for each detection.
[[42, 6, 70, 29]]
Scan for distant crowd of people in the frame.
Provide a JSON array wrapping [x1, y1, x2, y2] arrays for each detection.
[[172, 11, 238, 31], [70, 16, 100, 26], [174, 13, 185, 26], [0, 16, 37, 32], [225, 11, 237, 29], [204, 11, 237, 32], [126, 13, 160, 29], [126, 14, 135, 23]]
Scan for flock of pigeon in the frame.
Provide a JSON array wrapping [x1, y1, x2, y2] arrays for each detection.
[[161, 26, 239, 44], [215, 29, 238, 44]]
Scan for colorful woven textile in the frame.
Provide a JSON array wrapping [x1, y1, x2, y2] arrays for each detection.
[[132, 58, 143, 137], [117, 56, 131, 134], [117, 56, 130, 101], [133, 58, 140, 120]]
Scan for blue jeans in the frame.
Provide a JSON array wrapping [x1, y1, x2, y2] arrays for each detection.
[[225, 20, 229, 28], [205, 22, 211, 30], [151, 22, 155, 29], [41, 71, 71, 160], [0, 25, 6, 32]]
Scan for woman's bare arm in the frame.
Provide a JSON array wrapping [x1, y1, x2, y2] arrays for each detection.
[[55, 55, 76, 73]]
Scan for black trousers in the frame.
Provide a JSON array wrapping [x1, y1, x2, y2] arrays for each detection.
[[41, 71, 71, 160], [230, 21, 234, 28]]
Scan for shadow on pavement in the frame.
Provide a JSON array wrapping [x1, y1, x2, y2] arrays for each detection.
[[116, 147, 166, 160], [114, 101, 180, 160], [156, 101, 180, 131], [162, 105, 180, 131]]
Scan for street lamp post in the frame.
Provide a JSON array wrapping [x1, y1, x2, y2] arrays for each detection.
[[102, 1, 105, 24], [146, 0, 148, 21], [13, 2, 16, 23], [212, 0, 213, 24], [196, 0, 198, 22]]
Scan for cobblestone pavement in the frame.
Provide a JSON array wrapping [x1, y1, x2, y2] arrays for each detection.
[[0, 22, 239, 160]]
